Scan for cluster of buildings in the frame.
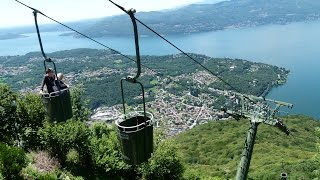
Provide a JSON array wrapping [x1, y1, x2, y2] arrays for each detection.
[[90, 87, 231, 137], [0, 65, 30, 76]]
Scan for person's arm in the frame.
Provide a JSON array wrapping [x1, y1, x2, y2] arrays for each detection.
[[40, 76, 46, 91]]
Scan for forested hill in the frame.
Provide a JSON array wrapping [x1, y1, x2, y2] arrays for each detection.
[[174, 115, 320, 179], [75, 0, 320, 37]]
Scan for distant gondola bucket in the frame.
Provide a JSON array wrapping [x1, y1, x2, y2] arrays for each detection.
[[42, 88, 73, 123], [280, 172, 288, 180], [116, 111, 153, 165]]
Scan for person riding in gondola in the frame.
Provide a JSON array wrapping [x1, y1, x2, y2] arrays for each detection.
[[40, 68, 56, 93], [57, 73, 68, 90]]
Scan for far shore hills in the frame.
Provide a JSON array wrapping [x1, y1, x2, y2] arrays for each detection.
[[0, 33, 28, 40]]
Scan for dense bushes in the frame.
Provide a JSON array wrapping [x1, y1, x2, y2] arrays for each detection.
[[37, 119, 185, 179], [141, 141, 185, 180], [0, 84, 47, 149], [16, 93, 46, 150], [39, 120, 91, 169], [0, 84, 18, 145], [0, 143, 27, 179], [0, 84, 186, 179], [88, 123, 130, 177], [21, 164, 84, 180], [38, 120, 130, 178]]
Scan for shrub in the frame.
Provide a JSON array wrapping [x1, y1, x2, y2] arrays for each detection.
[[16, 93, 46, 150], [32, 151, 60, 173], [89, 123, 130, 177], [140, 141, 185, 180], [21, 165, 58, 180], [39, 120, 90, 166], [0, 143, 27, 179], [0, 84, 18, 145], [21, 164, 84, 180]]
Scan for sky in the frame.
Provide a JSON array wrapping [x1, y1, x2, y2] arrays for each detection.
[[1, 0, 226, 28]]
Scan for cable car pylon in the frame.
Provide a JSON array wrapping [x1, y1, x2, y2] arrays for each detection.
[[223, 92, 293, 180], [112, 3, 154, 165]]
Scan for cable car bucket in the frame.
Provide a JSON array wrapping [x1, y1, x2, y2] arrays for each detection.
[[113, 6, 154, 165], [33, 10, 72, 123]]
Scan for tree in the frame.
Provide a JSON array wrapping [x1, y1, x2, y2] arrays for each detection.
[[140, 141, 185, 180], [16, 93, 46, 150], [0, 142, 27, 179], [89, 123, 130, 178], [0, 84, 18, 145], [71, 86, 91, 122], [39, 120, 91, 167]]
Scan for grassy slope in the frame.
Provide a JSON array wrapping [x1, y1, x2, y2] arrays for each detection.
[[173, 115, 320, 179]]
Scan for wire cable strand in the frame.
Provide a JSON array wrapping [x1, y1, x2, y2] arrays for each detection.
[[15, 0, 271, 108], [105, 0, 293, 114], [15, 0, 136, 63], [106, 0, 242, 94], [14, 0, 192, 93]]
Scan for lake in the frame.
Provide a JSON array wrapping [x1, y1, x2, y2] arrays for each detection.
[[1, 21, 320, 119]]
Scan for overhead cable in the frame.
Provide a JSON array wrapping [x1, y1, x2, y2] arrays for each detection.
[[107, 0, 243, 94], [14, 0, 192, 92]]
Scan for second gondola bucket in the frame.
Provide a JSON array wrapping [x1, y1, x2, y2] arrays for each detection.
[[116, 111, 153, 165]]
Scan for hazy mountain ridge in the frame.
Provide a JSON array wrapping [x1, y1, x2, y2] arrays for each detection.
[[77, 0, 320, 37], [3, 0, 320, 38]]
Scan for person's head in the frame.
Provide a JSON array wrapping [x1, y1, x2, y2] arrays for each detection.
[[57, 73, 64, 81], [46, 68, 54, 77]]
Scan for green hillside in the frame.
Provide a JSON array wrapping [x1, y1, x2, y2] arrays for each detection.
[[173, 115, 320, 179]]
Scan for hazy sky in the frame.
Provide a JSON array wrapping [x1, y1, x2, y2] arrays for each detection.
[[1, 0, 225, 28]]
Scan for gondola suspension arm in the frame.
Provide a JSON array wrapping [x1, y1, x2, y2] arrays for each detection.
[[33, 10, 57, 75], [108, 0, 141, 81]]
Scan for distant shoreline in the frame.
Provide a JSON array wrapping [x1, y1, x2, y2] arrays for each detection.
[[0, 33, 28, 41]]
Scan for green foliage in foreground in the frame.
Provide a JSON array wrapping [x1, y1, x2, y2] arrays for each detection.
[[0, 84, 18, 145], [140, 141, 185, 180], [0, 143, 27, 179], [173, 115, 320, 179], [1, 84, 320, 179], [0, 84, 185, 179], [16, 93, 46, 150], [38, 120, 185, 179]]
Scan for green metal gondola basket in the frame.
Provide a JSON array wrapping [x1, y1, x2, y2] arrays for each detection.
[[42, 88, 73, 123], [116, 111, 153, 165]]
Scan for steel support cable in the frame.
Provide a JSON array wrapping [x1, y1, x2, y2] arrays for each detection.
[[13, 1, 156, 76], [135, 30, 280, 110], [107, 0, 277, 106], [107, 0, 241, 93], [135, 18, 242, 92], [14, 0, 194, 93], [15, 0, 135, 63], [16, 0, 269, 108]]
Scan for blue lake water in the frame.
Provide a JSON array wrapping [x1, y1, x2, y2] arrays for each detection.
[[1, 21, 320, 118]]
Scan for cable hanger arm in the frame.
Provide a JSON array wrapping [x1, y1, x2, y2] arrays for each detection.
[[108, 0, 141, 81], [127, 9, 141, 81], [33, 11, 49, 61]]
